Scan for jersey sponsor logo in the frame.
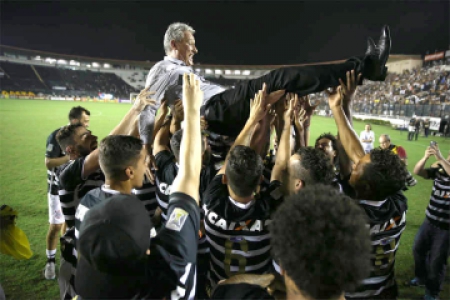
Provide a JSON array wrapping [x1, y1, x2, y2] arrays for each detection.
[[166, 208, 189, 232], [369, 212, 406, 235], [206, 211, 271, 232], [47, 143, 54, 152]]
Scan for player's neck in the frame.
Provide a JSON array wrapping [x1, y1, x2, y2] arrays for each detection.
[[105, 179, 133, 195], [228, 187, 254, 204]]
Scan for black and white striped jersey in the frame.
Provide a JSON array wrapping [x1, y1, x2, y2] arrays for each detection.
[[45, 127, 64, 195], [346, 192, 407, 299], [425, 167, 450, 230], [203, 175, 283, 287], [58, 156, 105, 228], [132, 173, 158, 218]]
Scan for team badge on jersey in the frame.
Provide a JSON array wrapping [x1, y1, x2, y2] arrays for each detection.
[[47, 143, 54, 152], [166, 208, 189, 232]]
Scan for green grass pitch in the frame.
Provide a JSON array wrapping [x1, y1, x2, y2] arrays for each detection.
[[0, 99, 448, 299]]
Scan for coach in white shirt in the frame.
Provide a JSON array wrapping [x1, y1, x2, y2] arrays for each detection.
[[360, 124, 375, 153], [139, 22, 391, 147]]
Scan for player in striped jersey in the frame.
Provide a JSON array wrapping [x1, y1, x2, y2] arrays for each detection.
[[132, 172, 158, 220], [408, 144, 450, 300], [153, 103, 216, 298], [74, 135, 147, 241], [211, 185, 373, 300], [203, 87, 286, 288], [74, 73, 204, 300], [328, 86, 409, 299], [43, 106, 90, 282]]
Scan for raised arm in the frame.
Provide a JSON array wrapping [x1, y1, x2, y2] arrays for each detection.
[[83, 88, 156, 178], [327, 86, 365, 163], [337, 70, 361, 177], [153, 108, 172, 156], [170, 100, 184, 135], [217, 85, 271, 175], [171, 73, 203, 204], [413, 147, 435, 178], [271, 94, 295, 182], [110, 87, 156, 136], [293, 103, 307, 151]]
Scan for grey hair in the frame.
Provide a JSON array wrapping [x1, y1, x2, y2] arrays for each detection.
[[380, 134, 390, 141], [164, 22, 195, 54]]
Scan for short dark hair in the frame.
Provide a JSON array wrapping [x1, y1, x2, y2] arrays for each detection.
[[291, 147, 335, 186], [56, 124, 84, 150], [271, 184, 371, 300], [69, 106, 90, 121], [99, 135, 143, 180], [225, 145, 264, 197], [170, 129, 205, 161], [358, 149, 408, 200]]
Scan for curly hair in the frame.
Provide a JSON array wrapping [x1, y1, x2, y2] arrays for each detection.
[[315, 132, 338, 152], [357, 149, 408, 200], [292, 147, 335, 186], [225, 145, 264, 197], [271, 184, 371, 299]]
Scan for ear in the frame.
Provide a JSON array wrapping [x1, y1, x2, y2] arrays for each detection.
[[65, 146, 72, 155], [222, 174, 228, 184], [295, 179, 304, 192], [125, 166, 134, 180], [260, 175, 264, 184], [170, 40, 177, 51], [332, 149, 337, 158]]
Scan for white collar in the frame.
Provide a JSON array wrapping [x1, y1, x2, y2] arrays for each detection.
[[359, 199, 387, 207], [101, 185, 121, 195], [164, 56, 187, 66], [228, 196, 255, 210]]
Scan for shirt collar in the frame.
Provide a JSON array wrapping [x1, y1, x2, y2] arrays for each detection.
[[359, 199, 387, 207], [164, 56, 187, 66], [228, 196, 255, 210]]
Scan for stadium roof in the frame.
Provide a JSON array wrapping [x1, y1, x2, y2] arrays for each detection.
[[0, 44, 422, 70]]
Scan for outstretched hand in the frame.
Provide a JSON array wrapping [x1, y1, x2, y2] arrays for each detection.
[[326, 86, 344, 110], [133, 87, 157, 112], [339, 70, 362, 105], [182, 73, 203, 112], [249, 88, 271, 124]]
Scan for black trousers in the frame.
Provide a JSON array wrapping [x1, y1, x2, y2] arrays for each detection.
[[203, 58, 362, 136]]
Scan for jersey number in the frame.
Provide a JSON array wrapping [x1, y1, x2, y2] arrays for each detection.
[[223, 239, 248, 277]]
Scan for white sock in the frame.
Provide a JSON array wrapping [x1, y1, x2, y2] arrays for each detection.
[[46, 249, 56, 260]]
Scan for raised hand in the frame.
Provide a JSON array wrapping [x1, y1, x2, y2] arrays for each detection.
[[301, 95, 319, 117], [326, 86, 344, 110], [182, 73, 203, 112], [294, 105, 307, 132], [159, 99, 169, 118], [133, 87, 157, 112], [249, 89, 271, 124], [284, 93, 297, 123], [339, 70, 362, 104]]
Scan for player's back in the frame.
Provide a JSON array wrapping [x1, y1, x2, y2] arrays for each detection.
[[346, 191, 407, 299], [203, 175, 273, 287]]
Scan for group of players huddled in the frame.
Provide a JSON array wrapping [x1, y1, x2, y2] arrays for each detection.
[[41, 23, 448, 300]]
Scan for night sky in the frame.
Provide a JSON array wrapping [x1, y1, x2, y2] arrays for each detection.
[[1, 0, 449, 65]]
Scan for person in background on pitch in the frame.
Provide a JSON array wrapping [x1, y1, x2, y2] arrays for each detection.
[[408, 116, 416, 141], [379, 134, 417, 187], [44, 106, 90, 281], [359, 124, 375, 154], [415, 117, 422, 141], [407, 142, 450, 300], [424, 118, 431, 138]]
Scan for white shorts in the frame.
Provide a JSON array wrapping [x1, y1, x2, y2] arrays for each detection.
[[48, 193, 64, 225]]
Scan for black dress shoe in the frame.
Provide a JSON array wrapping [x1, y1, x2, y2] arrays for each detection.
[[363, 25, 391, 81]]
